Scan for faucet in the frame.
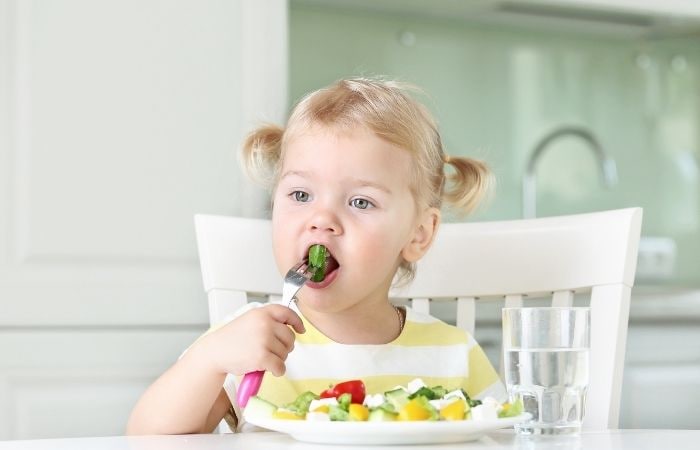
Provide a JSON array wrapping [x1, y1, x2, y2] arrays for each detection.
[[522, 125, 618, 218]]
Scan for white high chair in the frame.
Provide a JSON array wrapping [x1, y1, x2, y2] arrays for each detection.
[[195, 207, 642, 431]]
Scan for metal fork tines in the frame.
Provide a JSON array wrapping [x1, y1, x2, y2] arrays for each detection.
[[282, 260, 312, 306]]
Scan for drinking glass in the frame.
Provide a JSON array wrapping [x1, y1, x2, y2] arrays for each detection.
[[502, 307, 590, 435]]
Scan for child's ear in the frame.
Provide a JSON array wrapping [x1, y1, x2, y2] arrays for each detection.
[[401, 207, 441, 263]]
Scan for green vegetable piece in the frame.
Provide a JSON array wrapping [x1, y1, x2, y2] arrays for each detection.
[[337, 392, 352, 410], [431, 386, 447, 398], [283, 391, 318, 415], [408, 386, 439, 400], [245, 396, 278, 420], [328, 404, 349, 421], [311, 267, 325, 282], [499, 396, 524, 418], [460, 388, 482, 408], [384, 388, 410, 411], [368, 408, 398, 421], [308, 244, 327, 267], [308, 244, 328, 282], [377, 402, 397, 414]]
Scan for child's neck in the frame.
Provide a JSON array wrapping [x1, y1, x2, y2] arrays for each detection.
[[297, 301, 402, 345]]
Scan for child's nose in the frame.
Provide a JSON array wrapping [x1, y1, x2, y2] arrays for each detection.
[[308, 210, 342, 235]]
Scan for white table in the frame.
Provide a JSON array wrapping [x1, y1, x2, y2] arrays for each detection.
[[1, 430, 699, 450]]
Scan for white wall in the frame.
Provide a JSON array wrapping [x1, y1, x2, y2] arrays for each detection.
[[0, 0, 287, 440]]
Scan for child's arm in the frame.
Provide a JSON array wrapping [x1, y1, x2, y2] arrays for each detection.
[[126, 305, 305, 434]]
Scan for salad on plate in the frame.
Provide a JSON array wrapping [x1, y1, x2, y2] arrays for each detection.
[[244, 378, 523, 423]]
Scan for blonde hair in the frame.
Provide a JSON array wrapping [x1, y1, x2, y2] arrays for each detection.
[[241, 77, 493, 281]]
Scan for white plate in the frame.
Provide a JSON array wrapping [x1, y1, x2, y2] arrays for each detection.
[[245, 414, 530, 445]]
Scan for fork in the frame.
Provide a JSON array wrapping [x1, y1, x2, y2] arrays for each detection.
[[236, 260, 312, 407]]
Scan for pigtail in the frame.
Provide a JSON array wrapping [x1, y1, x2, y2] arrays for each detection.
[[442, 155, 494, 214], [240, 124, 285, 188]]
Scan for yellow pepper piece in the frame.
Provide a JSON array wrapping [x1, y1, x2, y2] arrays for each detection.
[[501, 402, 512, 415], [272, 410, 304, 420], [398, 398, 432, 421], [439, 399, 466, 421], [348, 403, 369, 421], [312, 405, 330, 414]]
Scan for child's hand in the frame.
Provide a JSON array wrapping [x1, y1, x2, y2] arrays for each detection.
[[194, 305, 305, 377]]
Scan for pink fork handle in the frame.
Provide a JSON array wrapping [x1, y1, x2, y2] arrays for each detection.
[[237, 370, 265, 407]]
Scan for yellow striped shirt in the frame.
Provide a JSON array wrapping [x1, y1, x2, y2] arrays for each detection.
[[222, 302, 505, 429]]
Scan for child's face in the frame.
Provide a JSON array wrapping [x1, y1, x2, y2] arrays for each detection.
[[271, 125, 428, 313]]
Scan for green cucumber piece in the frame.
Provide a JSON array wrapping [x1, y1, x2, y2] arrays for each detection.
[[245, 396, 278, 420], [308, 244, 328, 281], [368, 408, 398, 421], [384, 388, 410, 411]]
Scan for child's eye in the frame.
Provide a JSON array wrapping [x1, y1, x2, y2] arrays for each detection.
[[291, 190, 311, 202], [350, 197, 374, 210]]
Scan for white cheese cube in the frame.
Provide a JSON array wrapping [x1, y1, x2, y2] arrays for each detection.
[[471, 404, 498, 421], [363, 393, 385, 409], [407, 378, 427, 394]]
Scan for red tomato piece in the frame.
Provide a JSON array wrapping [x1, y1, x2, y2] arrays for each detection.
[[319, 380, 366, 404]]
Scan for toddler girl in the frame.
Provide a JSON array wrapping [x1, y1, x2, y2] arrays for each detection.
[[127, 77, 504, 434]]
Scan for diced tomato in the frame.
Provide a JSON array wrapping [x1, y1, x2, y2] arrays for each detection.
[[319, 380, 366, 404]]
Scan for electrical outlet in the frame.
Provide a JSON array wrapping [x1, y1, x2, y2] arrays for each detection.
[[636, 236, 676, 281]]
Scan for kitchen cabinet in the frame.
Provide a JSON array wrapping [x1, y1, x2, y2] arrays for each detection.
[[537, 0, 700, 18], [294, 0, 700, 37], [0, 329, 202, 439], [0, 0, 287, 440], [619, 288, 700, 429], [622, 322, 700, 429]]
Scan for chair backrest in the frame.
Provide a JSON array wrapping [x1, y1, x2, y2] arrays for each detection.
[[194, 207, 642, 431]]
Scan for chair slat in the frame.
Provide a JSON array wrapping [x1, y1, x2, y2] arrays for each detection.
[[586, 283, 631, 430], [456, 297, 476, 336], [501, 294, 523, 381], [411, 298, 430, 315], [208, 290, 248, 326], [552, 290, 574, 307]]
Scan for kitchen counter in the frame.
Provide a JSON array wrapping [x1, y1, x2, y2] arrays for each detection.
[[627, 285, 700, 322]]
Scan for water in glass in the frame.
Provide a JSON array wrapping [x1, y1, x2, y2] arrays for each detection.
[[505, 347, 589, 434]]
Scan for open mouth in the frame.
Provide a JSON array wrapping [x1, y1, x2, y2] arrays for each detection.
[[324, 252, 340, 274], [306, 244, 340, 282]]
